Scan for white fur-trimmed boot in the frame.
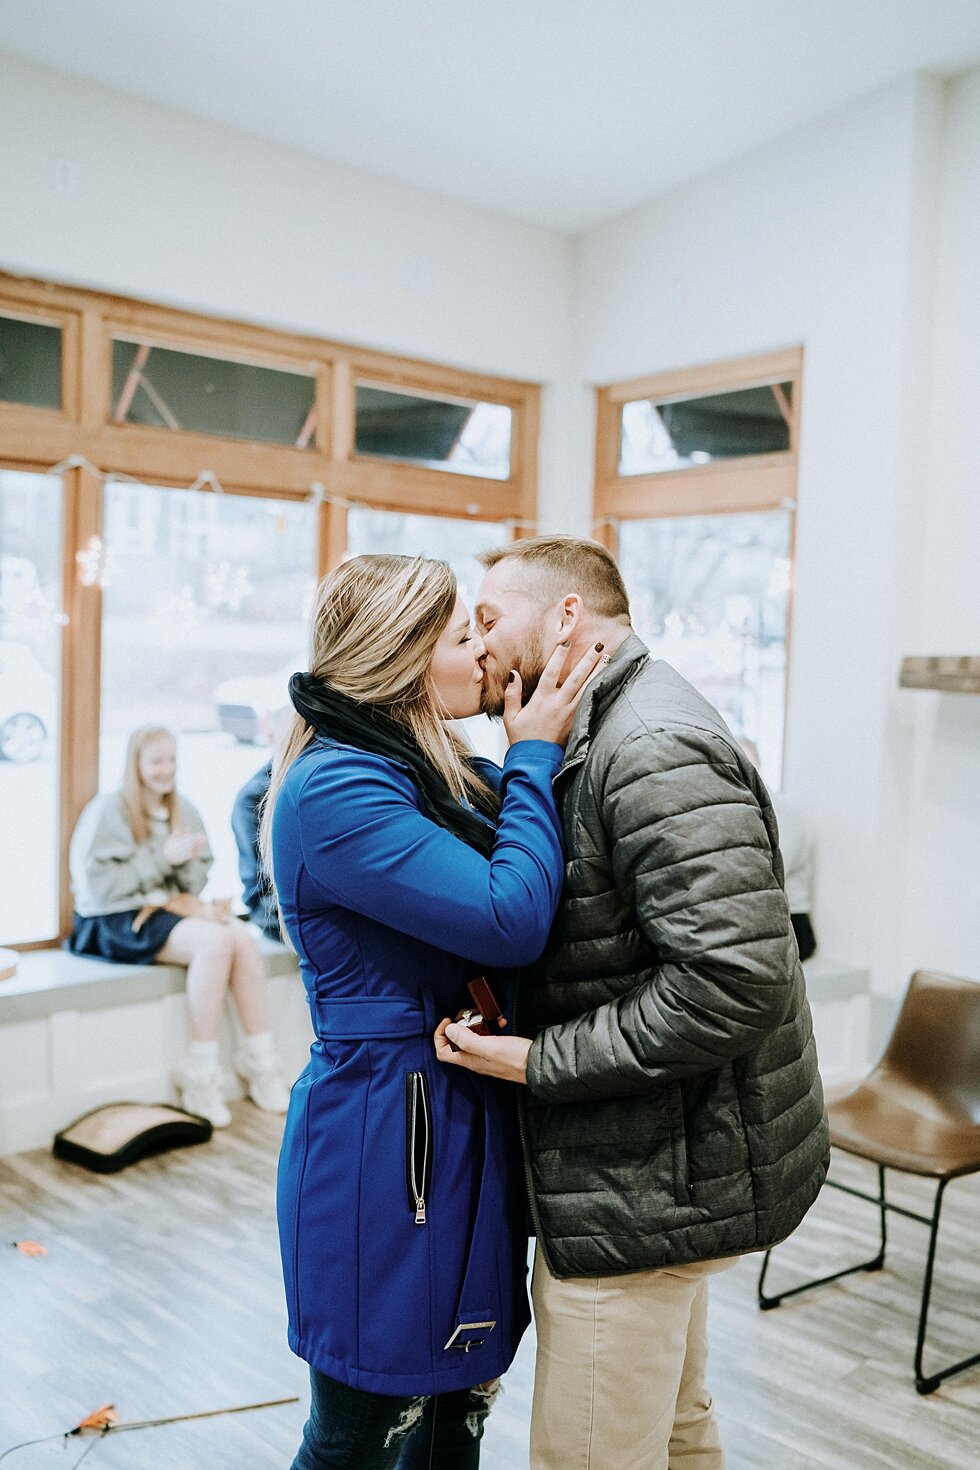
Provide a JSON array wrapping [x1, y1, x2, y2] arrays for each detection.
[[236, 1031, 291, 1114], [175, 1040, 232, 1129]]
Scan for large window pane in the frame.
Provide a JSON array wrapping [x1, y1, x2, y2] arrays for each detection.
[[0, 471, 63, 943], [619, 383, 792, 475], [346, 507, 509, 758], [618, 511, 792, 786], [111, 340, 317, 447], [0, 316, 62, 409], [100, 486, 316, 906], [355, 385, 512, 480]]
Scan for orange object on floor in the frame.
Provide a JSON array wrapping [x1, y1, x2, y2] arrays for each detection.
[[70, 1404, 120, 1434], [12, 1239, 47, 1257]]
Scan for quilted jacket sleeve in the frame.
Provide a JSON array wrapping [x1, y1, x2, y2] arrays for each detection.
[[526, 725, 799, 1101]]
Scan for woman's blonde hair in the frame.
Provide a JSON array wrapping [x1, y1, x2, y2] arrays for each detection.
[[259, 554, 497, 895], [122, 725, 181, 845]]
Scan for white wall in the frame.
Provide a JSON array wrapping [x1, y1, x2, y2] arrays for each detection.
[[893, 66, 980, 988], [575, 74, 973, 1004], [0, 52, 588, 527]]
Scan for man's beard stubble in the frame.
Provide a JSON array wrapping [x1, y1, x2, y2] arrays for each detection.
[[479, 626, 549, 718]]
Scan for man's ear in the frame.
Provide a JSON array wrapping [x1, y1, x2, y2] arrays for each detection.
[[556, 594, 584, 638]]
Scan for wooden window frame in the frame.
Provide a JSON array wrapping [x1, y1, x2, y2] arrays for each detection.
[[593, 347, 803, 772], [594, 347, 802, 523], [0, 271, 540, 949]]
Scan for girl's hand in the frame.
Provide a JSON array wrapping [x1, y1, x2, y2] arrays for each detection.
[[164, 831, 207, 866], [163, 892, 208, 919], [503, 641, 609, 749]]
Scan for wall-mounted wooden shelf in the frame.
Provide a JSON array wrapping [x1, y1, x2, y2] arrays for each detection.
[[899, 656, 980, 693]]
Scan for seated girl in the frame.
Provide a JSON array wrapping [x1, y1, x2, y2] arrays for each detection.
[[67, 724, 289, 1127]]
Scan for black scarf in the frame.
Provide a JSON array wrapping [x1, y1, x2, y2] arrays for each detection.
[[289, 672, 497, 858]]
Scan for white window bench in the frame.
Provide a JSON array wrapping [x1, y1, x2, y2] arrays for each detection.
[[0, 938, 311, 1156]]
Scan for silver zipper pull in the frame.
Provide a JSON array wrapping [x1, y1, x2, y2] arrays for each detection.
[[415, 1198, 426, 1225]]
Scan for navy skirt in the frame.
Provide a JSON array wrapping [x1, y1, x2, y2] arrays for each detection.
[[68, 908, 183, 965]]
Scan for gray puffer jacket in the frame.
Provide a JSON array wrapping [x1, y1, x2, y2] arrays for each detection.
[[521, 635, 829, 1278]]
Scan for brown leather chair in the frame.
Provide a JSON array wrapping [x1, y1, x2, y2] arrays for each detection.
[[758, 969, 980, 1393]]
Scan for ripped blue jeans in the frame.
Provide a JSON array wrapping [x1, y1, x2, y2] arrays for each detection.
[[290, 1367, 500, 1470]]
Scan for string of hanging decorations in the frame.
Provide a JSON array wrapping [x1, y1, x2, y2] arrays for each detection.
[[44, 452, 541, 524], [39, 453, 540, 592]]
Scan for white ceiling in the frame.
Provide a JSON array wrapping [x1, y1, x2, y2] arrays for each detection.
[[2, 0, 980, 233]]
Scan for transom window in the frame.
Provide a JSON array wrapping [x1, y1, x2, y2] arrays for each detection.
[[110, 338, 318, 447], [354, 383, 513, 480], [619, 381, 793, 476], [0, 314, 62, 410]]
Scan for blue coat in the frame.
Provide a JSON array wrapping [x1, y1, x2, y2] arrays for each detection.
[[272, 736, 564, 1395]]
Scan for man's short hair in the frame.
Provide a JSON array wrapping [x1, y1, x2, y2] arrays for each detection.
[[478, 535, 631, 621]]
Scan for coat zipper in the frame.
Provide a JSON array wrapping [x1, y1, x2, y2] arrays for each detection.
[[670, 1083, 693, 1205], [513, 754, 585, 1276], [512, 991, 558, 1275], [405, 1071, 432, 1225], [516, 1094, 556, 1271], [552, 751, 586, 794]]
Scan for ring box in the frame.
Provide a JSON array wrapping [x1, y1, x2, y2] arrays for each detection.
[[449, 976, 505, 1050]]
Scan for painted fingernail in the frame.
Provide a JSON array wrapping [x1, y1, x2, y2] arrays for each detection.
[[595, 642, 605, 652], [507, 671, 516, 683], [562, 640, 570, 648]]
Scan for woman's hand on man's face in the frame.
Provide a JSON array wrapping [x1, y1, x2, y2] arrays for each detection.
[[434, 1017, 532, 1085], [503, 639, 610, 749]]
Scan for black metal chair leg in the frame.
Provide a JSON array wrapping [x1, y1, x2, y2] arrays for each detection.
[[876, 1164, 887, 1265], [760, 1165, 980, 1392], [758, 1167, 888, 1310], [914, 1180, 980, 1394]]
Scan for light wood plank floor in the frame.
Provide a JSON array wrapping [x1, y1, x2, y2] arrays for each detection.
[[1, 1106, 977, 1468]]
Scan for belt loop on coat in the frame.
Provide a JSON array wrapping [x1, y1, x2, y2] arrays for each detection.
[[309, 994, 427, 1041]]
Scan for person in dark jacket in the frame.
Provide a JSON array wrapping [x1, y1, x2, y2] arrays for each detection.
[[262, 553, 607, 1470], [437, 535, 830, 1470], [231, 759, 279, 939]]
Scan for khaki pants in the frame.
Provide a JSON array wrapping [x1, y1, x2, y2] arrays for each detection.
[[529, 1243, 731, 1470]]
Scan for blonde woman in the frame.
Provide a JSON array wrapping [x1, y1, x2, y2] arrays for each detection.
[[68, 725, 289, 1127], [262, 554, 606, 1470]]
